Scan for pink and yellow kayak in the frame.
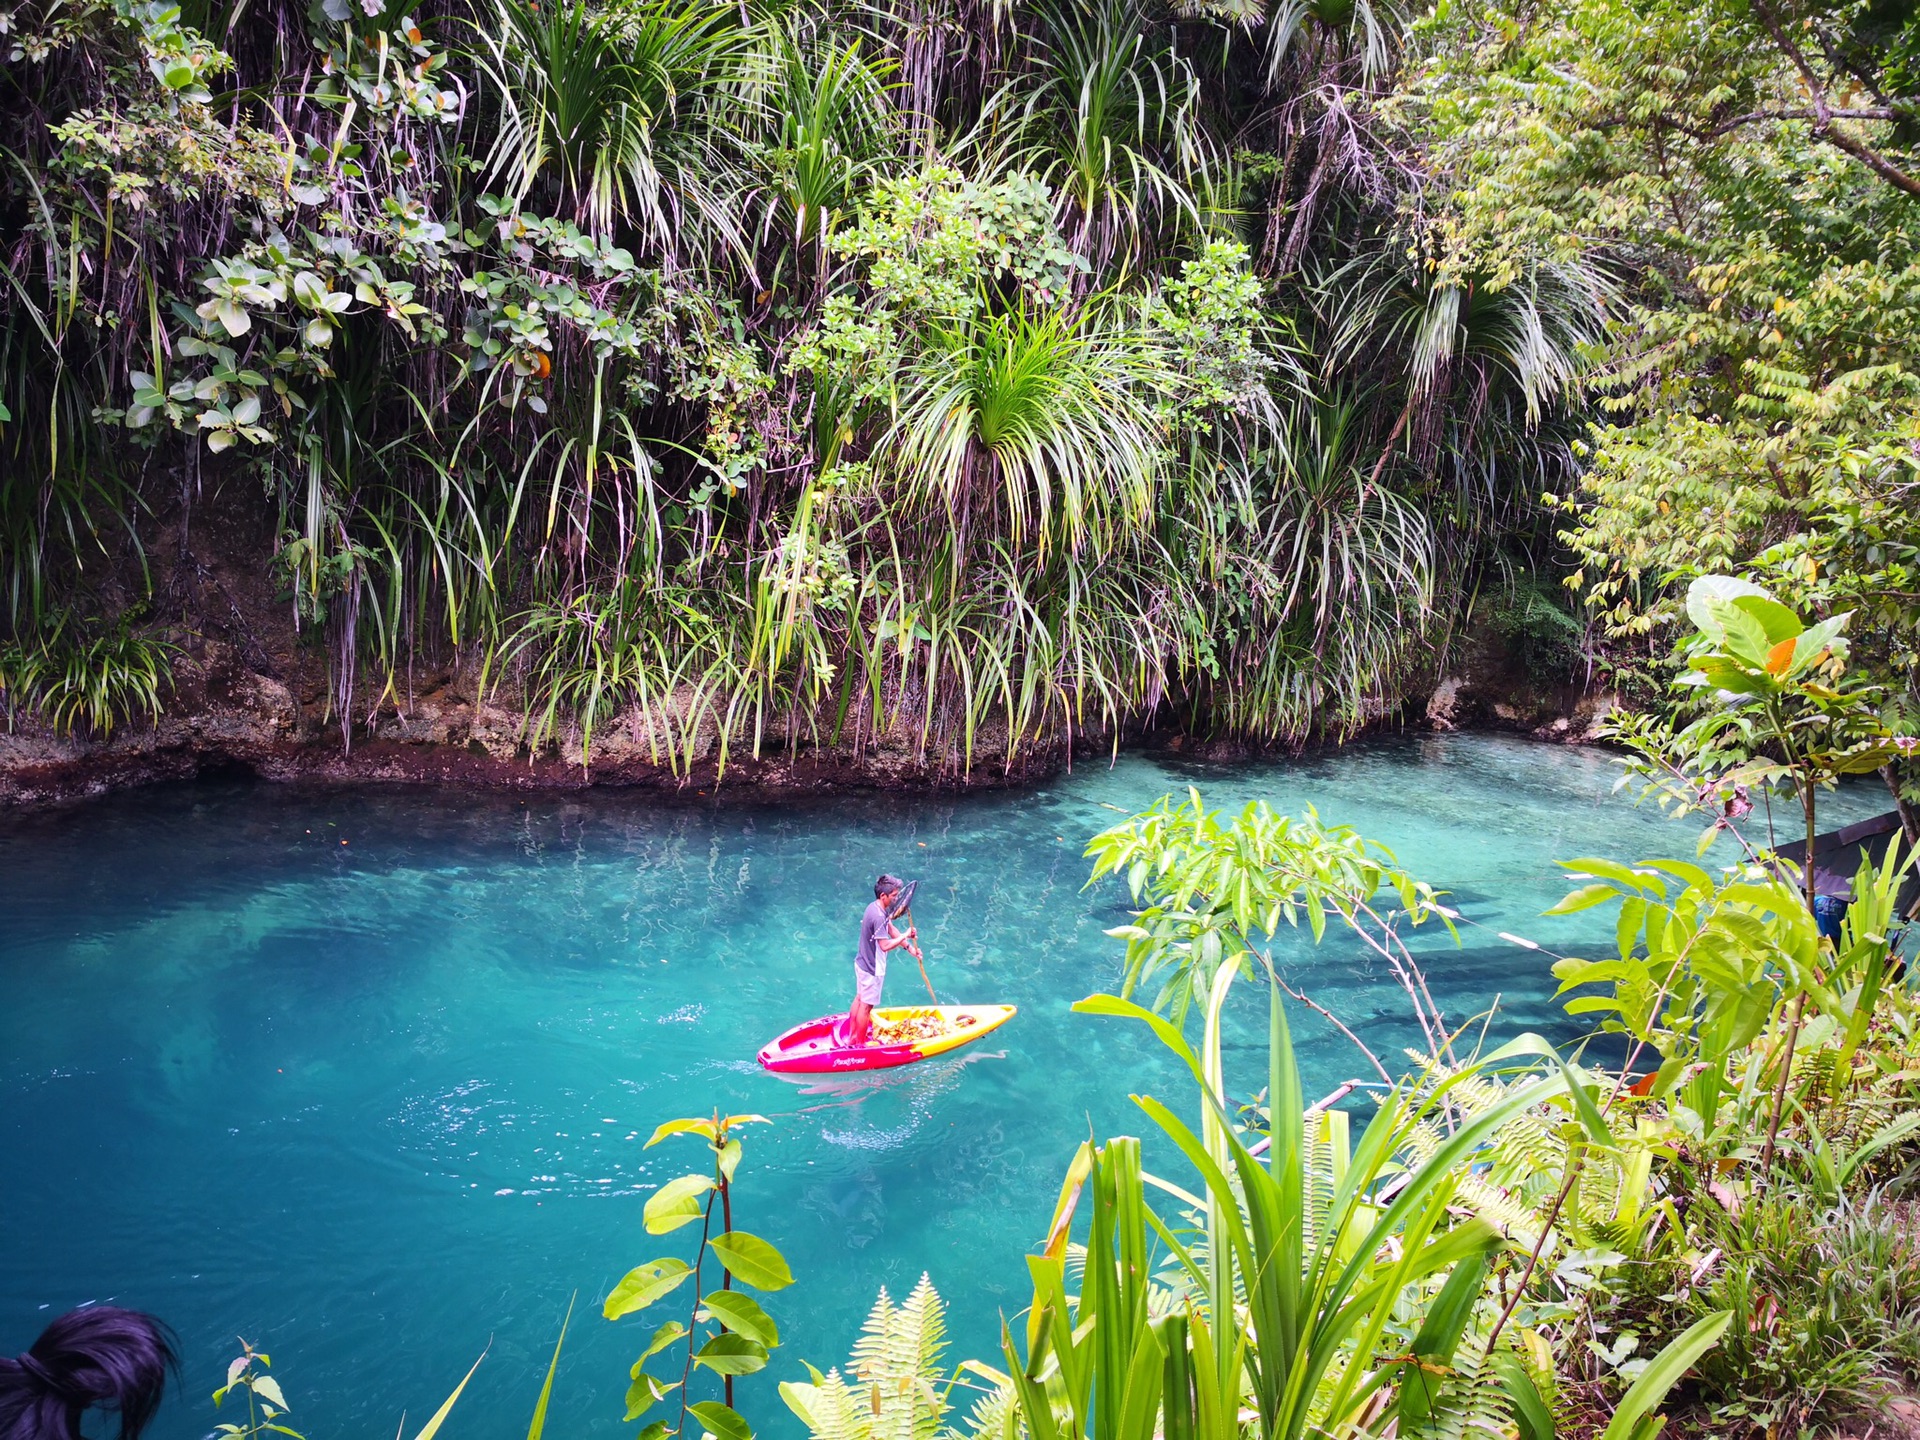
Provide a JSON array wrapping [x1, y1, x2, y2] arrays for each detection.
[[756, 1004, 1017, 1074]]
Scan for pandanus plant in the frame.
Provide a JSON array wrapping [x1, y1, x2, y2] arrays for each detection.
[[984, 976, 1732, 1440], [886, 304, 1167, 563], [476, 0, 747, 249], [999, 788, 1736, 1440]]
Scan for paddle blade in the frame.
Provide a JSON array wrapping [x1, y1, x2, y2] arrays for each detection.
[[886, 880, 919, 920]]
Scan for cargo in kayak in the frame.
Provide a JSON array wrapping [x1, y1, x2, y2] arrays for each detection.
[[756, 1004, 1016, 1073]]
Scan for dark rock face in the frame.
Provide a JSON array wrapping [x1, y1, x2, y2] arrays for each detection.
[[0, 668, 1067, 807], [1417, 622, 1618, 745]]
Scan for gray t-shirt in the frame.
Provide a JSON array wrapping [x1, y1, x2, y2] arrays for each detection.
[[855, 898, 891, 977]]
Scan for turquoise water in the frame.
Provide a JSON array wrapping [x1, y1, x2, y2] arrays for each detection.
[[0, 736, 1894, 1440]]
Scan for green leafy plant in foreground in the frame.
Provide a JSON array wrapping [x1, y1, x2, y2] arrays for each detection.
[[0, 613, 180, 737], [781, 1275, 976, 1440], [213, 1333, 489, 1440], [213, 1344, 303, 1440], [776, 783, 1746, 1440], [784, 973, 1733, 1440], [605, 1110, 791, 1440]]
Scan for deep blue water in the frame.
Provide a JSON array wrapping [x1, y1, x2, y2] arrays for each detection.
[[0, 735, 1892, 1440]]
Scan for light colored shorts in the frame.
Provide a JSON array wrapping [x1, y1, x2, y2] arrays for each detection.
[[855, 960, 885, 1006]]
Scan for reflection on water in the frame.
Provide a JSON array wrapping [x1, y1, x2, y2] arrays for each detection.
[[0, 735, 1893, 1440]]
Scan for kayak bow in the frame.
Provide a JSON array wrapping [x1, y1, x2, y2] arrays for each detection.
[[756, 1004, 1016, 1074]]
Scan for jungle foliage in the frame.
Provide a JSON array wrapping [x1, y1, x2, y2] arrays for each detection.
[[1406, 0, 1920, 799], [772, 586, 1920, 1440], [1, 0, 1634, 761], [5, 0, 1914, 768]]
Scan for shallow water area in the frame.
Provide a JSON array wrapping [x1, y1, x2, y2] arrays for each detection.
[[0, 734, 1893, 1440]]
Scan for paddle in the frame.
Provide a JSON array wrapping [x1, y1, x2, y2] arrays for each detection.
[[886, 879, 937, 1004]]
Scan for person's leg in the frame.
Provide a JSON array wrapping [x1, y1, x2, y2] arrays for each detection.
[[848, 996, 872, 1045]]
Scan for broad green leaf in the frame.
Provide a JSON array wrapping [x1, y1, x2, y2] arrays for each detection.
[[780, 1379, 825, 1432], [1687, 656, 1768, 694], [603, 1258, 692, 1319], [1559, 857, 1656, 891], [688, 1401, 752, 1440], [645, 1117, 714, 1147], [1686, 575, 1772, 638], [623, 1371, 675, 1422], [251, 1377, 288, 1410], [637, 1320, 687, 1363], [693, 1333, 769, 1376], [700, 1290, 779, 1347], [709, 1232, 793, 1290], [1728, 593, 1802, 645], [644, 1173, 714, 1234], [1544, 883, 1619, 916]]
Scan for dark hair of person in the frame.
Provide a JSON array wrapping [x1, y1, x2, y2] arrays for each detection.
[[874, 874, 902, 899], [0, 1307, 177, 1440]]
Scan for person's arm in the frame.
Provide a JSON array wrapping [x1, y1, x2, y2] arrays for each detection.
[[878, 919, 920, 957]]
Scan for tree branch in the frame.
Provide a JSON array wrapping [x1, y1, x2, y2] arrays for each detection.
[[1751, 0, 1920, 199], [1683, 106, 1903, 140]]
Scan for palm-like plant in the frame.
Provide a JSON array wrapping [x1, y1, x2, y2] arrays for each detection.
[[1319, 249, 1604, 430], [1264, 0, 1408, 85], [887, 304, 1168, 558], [0, 611, 179, 738], [1252, 398, 1433, 646], [745, 29, 897, 273], [477, 0, 746, 247], [1016, 0, 1207, 269]]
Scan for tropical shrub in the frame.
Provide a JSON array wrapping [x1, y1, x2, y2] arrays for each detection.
[[0, 0, 1624, 764], [605, 1111, 792, 1440], [0, 612, 179, 737]]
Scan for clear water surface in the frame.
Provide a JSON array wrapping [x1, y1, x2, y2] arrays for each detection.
[[0, 736, 1892, 1440]]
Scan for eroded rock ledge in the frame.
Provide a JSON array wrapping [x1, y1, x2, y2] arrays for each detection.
[[0, 641, 1072, 808], [1, 632, 1616, 810]]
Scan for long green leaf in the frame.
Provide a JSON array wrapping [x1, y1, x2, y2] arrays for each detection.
[[410, 1347, 488, 1440], [525, 1295, 573, 1440], [1600, 1312, 1731, 1440]]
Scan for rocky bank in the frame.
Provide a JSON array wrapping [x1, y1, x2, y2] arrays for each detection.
[[1, 484, 1615, 809]]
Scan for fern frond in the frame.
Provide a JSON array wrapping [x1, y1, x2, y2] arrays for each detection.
[[837, 1275, 949, 1440], [786, 1367, 874, 1440], [949, 1379, 1017, 1440]]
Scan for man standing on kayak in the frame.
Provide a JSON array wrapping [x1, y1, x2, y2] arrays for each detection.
[[849, 874, 920, 1045]]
